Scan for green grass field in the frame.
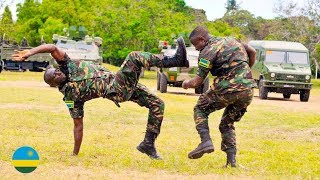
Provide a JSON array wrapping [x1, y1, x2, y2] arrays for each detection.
[[1, 66, 320, 178]]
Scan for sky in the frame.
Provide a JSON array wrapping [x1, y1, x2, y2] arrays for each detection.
[[184, 0, 306, 21], [1, 0, 306, 21]]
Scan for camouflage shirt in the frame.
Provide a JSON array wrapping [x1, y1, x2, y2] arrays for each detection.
[[58, 54, 114, 118], [196, 36, 254, 94]]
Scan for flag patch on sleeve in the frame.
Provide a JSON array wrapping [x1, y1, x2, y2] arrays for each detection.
[[199, 58, 210, 68], [65, 101, 74, 109]]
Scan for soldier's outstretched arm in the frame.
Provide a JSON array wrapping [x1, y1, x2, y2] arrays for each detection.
[[72, 117, 83, 156], [242, 43, 256, 67], [11, 44, 66, 62], [182, 75, 205, 89]]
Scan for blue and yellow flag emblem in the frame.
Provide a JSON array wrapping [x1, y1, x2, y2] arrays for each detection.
[[199, 58, 210, 68], [12, 146, 40, 173], [65, 101, 74, 109]]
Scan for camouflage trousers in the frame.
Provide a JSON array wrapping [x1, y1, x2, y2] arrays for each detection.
[[106, 51, 164, 134], [194, 88, 253, 153]]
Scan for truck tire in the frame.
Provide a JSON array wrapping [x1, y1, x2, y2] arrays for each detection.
[[283, 93, 291, 99], [159, 73, 167, 93], [157, 72, 160, 90], [300, 89, 310, 102], [195, 77, 209, 94], [0, 60, 3, 73], [259, 80, 268, 99]]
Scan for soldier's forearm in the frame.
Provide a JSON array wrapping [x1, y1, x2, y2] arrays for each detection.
[[185, 75, 205, 88], [242, 43, 256, 67], [28, 44, 57, 57], [28, 44, 66, 62], [73, 118, 83, 155]]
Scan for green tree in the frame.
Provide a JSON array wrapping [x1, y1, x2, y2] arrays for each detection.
[[221, 10, 259, 40], [0, 6, 14, 40], [225, 0, 239, 11], [10, 0, 244, 66], [273, 0, 320, 75], [38, 17, 67, 44]]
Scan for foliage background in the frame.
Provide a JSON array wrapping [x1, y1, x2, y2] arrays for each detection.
[[0, 0, 320, 69]]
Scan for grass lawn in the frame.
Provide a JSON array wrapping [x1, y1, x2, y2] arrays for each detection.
[[0, 66, 320, 178]]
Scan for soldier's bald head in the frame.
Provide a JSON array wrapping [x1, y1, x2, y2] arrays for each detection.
[[43, 66, 66, 87], [44, 67, 56, 86], [189, 26, 211, 51], [189, 26, 210, 40]]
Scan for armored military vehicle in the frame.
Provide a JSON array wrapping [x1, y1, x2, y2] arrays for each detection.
[[0, 37, 54, 72], [157, 42, 209, 94], [52, 26, 103, 64], [249, 40, 312, 102]]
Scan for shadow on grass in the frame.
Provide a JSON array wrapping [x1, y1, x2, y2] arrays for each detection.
[[166, 91, 200, 96], [253, 95, 296, 102]]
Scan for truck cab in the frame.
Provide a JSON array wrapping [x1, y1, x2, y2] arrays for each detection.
[[249, 40, 312, 102]]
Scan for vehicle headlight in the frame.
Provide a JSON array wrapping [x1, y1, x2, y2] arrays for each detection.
[[270, 73, 276, 78], [305, 75, 310, 80]]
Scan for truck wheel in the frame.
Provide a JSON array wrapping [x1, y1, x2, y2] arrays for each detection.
[[283, 93, 291, 99], [195, 86, 202, 94], [159, 73, 167, 93], [300, 89, 310, 102], [157, 72, 160, 90], [0, 60, 3, 73], [259, 80, 268, 99]]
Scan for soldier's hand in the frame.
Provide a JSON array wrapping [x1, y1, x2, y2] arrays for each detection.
[[182, 80, 189, 89], [11, 50, 31, 61]]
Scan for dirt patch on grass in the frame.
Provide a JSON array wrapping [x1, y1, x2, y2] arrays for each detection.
[[0, 103, 66, 113], [249, 127, 320, 142], [0, 161, 256, 179], [0, 81, 51, 88], [251, 92, 320, 113], [1, 81, 318, 113]]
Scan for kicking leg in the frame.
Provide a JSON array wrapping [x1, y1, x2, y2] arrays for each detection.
[[129, 83, 164, 160]]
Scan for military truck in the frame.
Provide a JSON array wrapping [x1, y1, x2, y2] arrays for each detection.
[[249, 40, 312, 102], [0, 38, 54, 72], [52, 26, 103, 64], [157, 43, 209, 94]]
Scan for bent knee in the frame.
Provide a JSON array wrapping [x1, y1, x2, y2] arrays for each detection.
[[158, 99, 165, 110], [127, 51, 141, 59]]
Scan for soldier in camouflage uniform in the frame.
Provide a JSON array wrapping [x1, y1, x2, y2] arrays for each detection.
[[182, 26, 256, 167], [12, 37, 188, 160]]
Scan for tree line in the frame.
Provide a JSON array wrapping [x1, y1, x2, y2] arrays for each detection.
[[0, 0, 319, 72]]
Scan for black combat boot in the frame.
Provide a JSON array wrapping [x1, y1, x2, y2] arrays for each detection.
[[188, 123, 214, 159], [162, 37, 189, 68], [224, 151, 237, 168], [137, 131, 162, 160]]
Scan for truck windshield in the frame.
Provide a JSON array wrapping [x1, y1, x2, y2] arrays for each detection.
[[265, 51, 285, 63], [288, 52, 308, 64], [265, 51, 309, 65]]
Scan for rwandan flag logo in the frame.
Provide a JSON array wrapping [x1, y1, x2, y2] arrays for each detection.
[[65, 101, 74, 109], [12, 146, 39, 173]]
